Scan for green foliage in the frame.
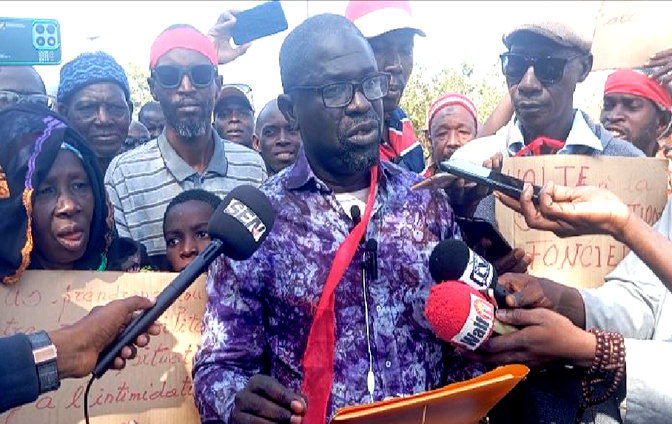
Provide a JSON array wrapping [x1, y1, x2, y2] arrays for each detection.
[[400, 62, 607, 157], [126, 62, 153, 120], [400, 61, 508, 157]]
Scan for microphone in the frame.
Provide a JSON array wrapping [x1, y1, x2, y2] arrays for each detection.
[[92, 185, 275, 378], [429, 239, 510, 308], [425, 282, 516, 351], [365, 239, 377, 281], [350, 205, 366, 246]]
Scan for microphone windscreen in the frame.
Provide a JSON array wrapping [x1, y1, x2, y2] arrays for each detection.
[[425, 282, 496, 350], [429, 239, 470, 283], [208, 185, 275, 261]]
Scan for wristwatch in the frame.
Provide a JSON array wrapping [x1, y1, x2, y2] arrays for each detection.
[[27, 331, 61, 394]]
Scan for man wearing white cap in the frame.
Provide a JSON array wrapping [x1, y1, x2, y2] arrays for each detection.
[[345, 0, 426, 174], [214, 83, 256, 150]]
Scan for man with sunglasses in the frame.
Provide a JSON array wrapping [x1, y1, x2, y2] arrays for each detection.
[[213, 84, 256, 149], [451, 20, 644, 224], [105, 24, 266, 268], [193, 14, 484, 424], [0, 66, 52, 112]]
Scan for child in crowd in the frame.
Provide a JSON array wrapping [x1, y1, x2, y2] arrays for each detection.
[[162, 189, 221, 272]]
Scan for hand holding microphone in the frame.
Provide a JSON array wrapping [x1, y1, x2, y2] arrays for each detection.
[[429, 239, 510, 308], [425, 282, 516, 351], [425, 282, 597, 369]]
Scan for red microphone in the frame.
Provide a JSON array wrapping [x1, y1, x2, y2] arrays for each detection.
[[425, 282, 516, 351]]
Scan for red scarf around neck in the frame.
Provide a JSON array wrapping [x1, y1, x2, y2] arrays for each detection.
[[514, 137, 566, 157], [301, 164, 379, 424]]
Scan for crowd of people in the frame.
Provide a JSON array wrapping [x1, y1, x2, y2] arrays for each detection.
[[2, 1, 672, 423]]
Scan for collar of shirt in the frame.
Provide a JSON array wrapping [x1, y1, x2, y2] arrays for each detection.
[[284, 147, 403, 195], [157, 130, 229, 182], [504, 110, 604, 156]]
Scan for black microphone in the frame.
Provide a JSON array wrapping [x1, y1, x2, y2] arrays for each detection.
[[92, 185, 275, 378], [365, 239, 378, 281], [428, 239, 510, 308], [350, 205, 366, 245]]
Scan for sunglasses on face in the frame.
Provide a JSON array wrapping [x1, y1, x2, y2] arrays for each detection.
[[500, 52, 583, 86], [151, 64, 217, 89]]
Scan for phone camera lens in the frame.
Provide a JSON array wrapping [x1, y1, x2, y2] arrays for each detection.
[[47, 37, 56, 47], [36, 37, 45, 46], [46, 25, 55, 35], [35, 24, 45, 34]]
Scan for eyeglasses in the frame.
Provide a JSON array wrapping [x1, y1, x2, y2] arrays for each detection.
[[288, 73, 391, 108], [151, 64, 218, 89], [500, 52, 583, 86], [124, 136, 150, 149], [0, 90, 54, 110]]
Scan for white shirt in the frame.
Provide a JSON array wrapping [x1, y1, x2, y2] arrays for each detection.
[[334, 187, 371, 219], [581, 198, 672, 423], [451, 111, 604, 164]]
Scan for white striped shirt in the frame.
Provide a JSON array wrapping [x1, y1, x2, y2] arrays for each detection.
[[105, 131, 267, 256]]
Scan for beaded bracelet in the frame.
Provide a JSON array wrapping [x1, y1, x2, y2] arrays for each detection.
[[575, 329, 626, 423]]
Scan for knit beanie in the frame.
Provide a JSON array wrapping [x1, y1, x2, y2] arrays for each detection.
[[57, 51, 130, 104]]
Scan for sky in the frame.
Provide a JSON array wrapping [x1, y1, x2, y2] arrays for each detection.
[[3, 0, 610, 112]]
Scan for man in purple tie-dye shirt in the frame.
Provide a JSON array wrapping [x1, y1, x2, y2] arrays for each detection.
[[193, 14, 485, 424]]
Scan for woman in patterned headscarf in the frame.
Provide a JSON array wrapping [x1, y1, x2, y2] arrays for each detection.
[[0, 103, 148, 285]]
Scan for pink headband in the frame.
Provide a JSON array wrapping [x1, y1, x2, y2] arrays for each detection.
[[426, 93, 478, 133], [150, 27, 218, 68]]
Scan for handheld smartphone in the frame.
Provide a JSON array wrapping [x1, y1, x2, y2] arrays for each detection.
[[0, 17, 61, 65], [440, 158, 542, 203], [456, 216, 513, 263], [231, 1, 289, 46]]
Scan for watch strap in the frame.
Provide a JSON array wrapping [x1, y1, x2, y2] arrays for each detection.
[[27, 331, 61, 394]]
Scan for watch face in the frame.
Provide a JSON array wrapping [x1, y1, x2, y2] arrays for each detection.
[[33, 344, 58, 364]]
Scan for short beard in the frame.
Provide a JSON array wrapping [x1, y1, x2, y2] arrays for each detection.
[[173, 120, 209, 139], [164, 97, 214, 141], [337, 142, 379, 173]]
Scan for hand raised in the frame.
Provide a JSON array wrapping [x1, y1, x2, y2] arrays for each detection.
[[208, 10, 251, 65]]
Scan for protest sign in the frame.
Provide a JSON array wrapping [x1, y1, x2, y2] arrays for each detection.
[[495, 156, 668, 288], [0, 270, 206, 424], [592, 1, 672, 70]]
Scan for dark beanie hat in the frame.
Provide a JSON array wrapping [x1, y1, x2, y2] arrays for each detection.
[[57, 51, 131, 104]]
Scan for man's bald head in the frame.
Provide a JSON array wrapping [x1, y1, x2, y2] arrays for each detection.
[[0, 66, 46, 94], [279, 14, 369, 91], [255, 99, 282, 135]]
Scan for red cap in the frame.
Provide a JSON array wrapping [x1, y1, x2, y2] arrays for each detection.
[[345, 0, 426, 38], [604, 69, 672, 112], [149, 26, 218, 69], [425, 282, 496, 350], [426, 93, 478, 133]]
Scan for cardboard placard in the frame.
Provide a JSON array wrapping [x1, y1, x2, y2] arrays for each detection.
[[0, 271, 206, 424], [496, 156, 668, 288], [592, 0, 672, 70]]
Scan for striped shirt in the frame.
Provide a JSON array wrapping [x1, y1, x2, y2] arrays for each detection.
[[105, 131, 267, 256]]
